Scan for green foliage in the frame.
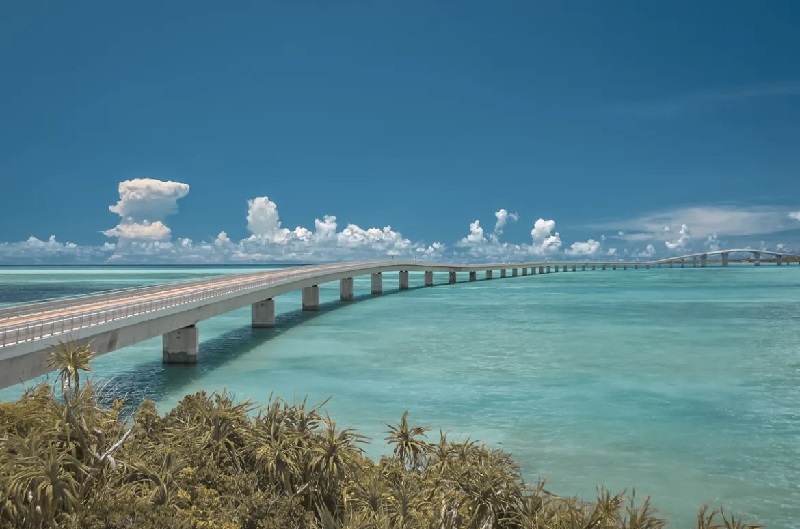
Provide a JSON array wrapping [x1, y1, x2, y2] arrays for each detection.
[[0, 345, 763, 529]]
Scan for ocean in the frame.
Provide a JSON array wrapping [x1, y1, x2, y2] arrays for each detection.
[[1, 265, 799, 527]]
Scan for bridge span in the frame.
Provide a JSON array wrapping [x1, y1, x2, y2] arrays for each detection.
[[0, 248, 798, 389]]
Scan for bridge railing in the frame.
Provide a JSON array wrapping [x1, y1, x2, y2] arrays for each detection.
[[0, 261, 383, 349], [0, 267, 306, 322]]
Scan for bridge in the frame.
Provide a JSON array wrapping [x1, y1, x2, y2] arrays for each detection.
[[0, 248, 798, 389]]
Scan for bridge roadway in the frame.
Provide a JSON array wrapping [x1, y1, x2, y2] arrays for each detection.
[[1, 249, 798, 389]]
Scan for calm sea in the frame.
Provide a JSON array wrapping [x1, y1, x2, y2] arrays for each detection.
[[1, 265, 799, 527]]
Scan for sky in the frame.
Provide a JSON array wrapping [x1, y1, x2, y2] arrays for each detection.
[[1, 1, 799, 263]]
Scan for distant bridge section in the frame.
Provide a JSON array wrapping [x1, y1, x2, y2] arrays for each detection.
[[0, 249, 797, 389]]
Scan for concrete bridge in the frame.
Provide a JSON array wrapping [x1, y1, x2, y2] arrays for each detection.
[[0, 248, 797, 389]]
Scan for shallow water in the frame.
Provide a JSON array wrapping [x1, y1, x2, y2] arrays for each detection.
[[1, 265, 799, 527]]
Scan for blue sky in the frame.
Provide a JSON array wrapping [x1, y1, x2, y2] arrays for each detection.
[[1, 1, 799, 263]]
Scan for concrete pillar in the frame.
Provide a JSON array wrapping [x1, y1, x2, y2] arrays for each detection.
[[522, 267, 528, 276], [545, 265, 550, 273], [425, 271, 434, 286], [302, 285, 320, 311], [163, 325, 198, 364], [252, 299, 275, 328], [572, 264, 577, 272], [721, 253, 729, 267], [623, 264, 627, 270], [646, 264, 650, 269], [562, 265, 568, 272], [681, 258, 685, 268], [669, 262, 673, 268], [592, 264, 596, 271], [581, 264, 586, 271], [612, 265, 617, 270], [692, 257, 697, 268], [554, 265, 559, 273], [371, 273, 383, 294], [500, 269, 507, 278], [602, 264, 606, 271], [753, 251, 760, 266], [449, 271, 457, 284], [399, 271, 409, 290], [634, 264, 638, 270], [469, 271, 477, 281], [339, 277, 354, 301], [512, 268, 518, 277], [776, 255, 783, 266], [657, 263, 661, 269], [701, 254, 707, 268], [485, 270, 493, 280], [539, 266, 544, 274]]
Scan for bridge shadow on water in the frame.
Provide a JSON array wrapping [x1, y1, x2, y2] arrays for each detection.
[[95, 286, 425, 411]]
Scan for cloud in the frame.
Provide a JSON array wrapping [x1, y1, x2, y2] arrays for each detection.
[[459, 220, 487, 246], [102, 220, 171, 241], [704, 233, 720, 252], [614, 81, 800, 119], [665, 224, 690, 250], [598, 205, 794, 242], [565, 239, 600, 256], [637, 244, 656, 258], [0, 235, 111, 263], [104, 178, 190, 241], [530, 218, 562, 253], [494, 209, 519, 234], [790, 211, 800, 222], [607, 248, 617, 256]]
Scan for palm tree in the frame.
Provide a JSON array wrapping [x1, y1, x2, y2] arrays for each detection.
[[48, 339, 94, 394], [384, 411, 429, 471]]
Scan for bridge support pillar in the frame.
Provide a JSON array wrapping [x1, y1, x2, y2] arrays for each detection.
[[581, 264, 586, 271], [554, 266, 559, 273], [592, 264, 596, 271], [701, 254, 707, 267], [500, 269, 507, 278], [669, 262, 673, 268], [777, 255, 783, 266], [469, 271, 477, 281], [602, 264, 606, 271], [646, 264, 650, 269], [163, 325, 198, 364], [613, 265, 617, 270], [539, 266, 544, 274], [721, 253, 729, 267], [512, 268, 518, 277], [425, 271, 434, 286], [522, 268, 528, 276], [572, 264, 577, 272], [681, 259, 685, 268], [371, 273, 383, 295], [303, 286, 320, 310], [252, 299, 275, 328], [399, 271, 409, 290], [449, 271, 457, 284], [562, 265, 567, 272], [340, 277, 354, 300], [692, 257, 698, 268], [753, 251, 760, 266], [485, 270, 493, 280]]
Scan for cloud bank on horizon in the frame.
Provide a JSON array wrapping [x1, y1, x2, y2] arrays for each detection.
[[0, 178, 799, 264]]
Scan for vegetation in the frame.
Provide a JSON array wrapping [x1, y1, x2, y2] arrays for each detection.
[[0, 343, 762, 529]]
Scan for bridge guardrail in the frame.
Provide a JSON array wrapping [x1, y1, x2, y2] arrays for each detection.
[[0, 261, 383, 348]]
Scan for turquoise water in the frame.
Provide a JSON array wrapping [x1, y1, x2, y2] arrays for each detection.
[[2, 265, 800, 527]]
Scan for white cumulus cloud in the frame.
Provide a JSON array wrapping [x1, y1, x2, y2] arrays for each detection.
[[665, 224, 691, 250], [494, 209, 519, 234], [565, 239, 601, 256], [104, 178, 190, 241]]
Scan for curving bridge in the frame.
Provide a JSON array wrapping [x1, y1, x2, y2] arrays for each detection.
[[0, 248, 798, 389]]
